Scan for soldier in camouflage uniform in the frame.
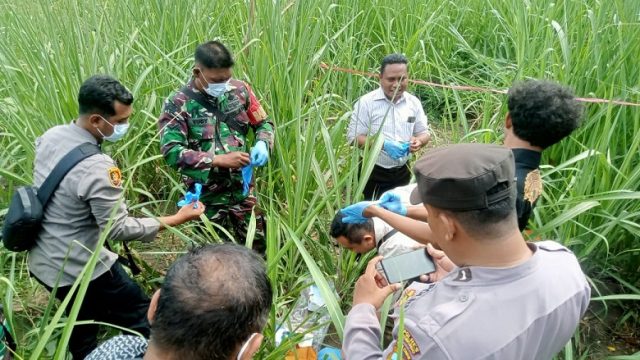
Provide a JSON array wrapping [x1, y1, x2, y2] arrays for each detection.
[[158, 41, 274, 248]]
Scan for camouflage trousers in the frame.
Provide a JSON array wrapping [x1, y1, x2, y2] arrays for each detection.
[[204, 195, 266, 253]]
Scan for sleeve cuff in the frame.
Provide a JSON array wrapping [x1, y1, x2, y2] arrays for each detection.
[[137, 218, 161, 243]]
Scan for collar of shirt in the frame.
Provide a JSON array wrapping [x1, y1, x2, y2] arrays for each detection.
[[372, 217, 395, 245], [373, 87, 407, 105], [443, 242, 541, 287], [511, 148, 542, 169], [69, 120, 99, 145]]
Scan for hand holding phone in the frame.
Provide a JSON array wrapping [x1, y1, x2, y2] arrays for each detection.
[[379, 248, 436, 284], [353, 256, 402, 309]]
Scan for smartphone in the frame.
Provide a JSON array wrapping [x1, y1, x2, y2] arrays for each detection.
[[380, 248, 436, 284]]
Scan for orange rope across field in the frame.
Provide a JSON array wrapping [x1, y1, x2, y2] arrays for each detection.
[[319, 62, 640, 107]]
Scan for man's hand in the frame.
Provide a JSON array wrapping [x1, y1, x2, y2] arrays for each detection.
[[175, 201, 206, 222], [383, 139, 409, 160], [422, 244, 456, 283], [379, 192, 407, 216], [409, 137, 422, 153], [353, 256, 401, 309], [213, 151, 251, 169], [340, 201, 376, 224], [250, 141, 269, 167]]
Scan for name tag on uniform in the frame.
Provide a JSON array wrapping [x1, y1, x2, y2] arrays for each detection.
[[407, 116, 416, 123], [189, 117, 208, 126]]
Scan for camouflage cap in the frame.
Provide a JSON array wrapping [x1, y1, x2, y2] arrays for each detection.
[[409, 143, 516, 211]]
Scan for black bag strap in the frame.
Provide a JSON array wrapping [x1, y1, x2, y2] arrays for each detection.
[[1, 322, 16, 355], [37, 142, 101, 206], [33, 142, 143, 275], [181, 86, 248, 137], [377, 229, 398, 250]]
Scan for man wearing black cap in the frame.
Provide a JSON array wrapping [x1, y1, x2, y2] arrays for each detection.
[[342, 143, 590, 359]]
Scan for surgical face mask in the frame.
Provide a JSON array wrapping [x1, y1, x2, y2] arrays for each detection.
[[205, 80, 230, 98], [236, 333, 258, 360], [196, 69, 230, 98], [97, 116, 129, 142]]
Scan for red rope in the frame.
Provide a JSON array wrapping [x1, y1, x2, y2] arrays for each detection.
[[319, 63, 640, 107]]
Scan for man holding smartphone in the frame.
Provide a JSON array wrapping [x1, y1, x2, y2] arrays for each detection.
[[342, 143, 590, 359]]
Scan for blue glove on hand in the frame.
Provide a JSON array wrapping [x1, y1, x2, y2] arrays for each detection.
[[340, 201, 375, 224], [383, 139, 410, 160], [241, 164, 254, 196], [379, 192, 407, 216], [251, 141, 269, 167], [177, 183, 202, 208]]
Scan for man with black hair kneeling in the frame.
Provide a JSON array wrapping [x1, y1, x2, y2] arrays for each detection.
[[86, 243, 273, 360]]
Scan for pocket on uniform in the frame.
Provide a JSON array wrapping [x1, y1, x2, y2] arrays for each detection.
[[187, 118, 215, 144]]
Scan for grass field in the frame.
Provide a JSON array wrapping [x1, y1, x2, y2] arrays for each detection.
[[1, 0, 639, 358]]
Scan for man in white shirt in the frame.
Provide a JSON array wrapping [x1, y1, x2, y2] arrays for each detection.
[[347, 54, 431, 200], [330, 211, 420, 258]]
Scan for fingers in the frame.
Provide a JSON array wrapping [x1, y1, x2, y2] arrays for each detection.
[[365, 255, 384, 276], [383, 282, 402, 295], [238, 152, 251, 166], [342, 215, 363, 224], [426, 243, 445, 260], [374, 272, 388, 288]]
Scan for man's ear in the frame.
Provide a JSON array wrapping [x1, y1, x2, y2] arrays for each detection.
[[362, 234, 376, 249], [505, 113, 512, 129], [87, 113, 103, 127], [240, 333, 263, 360], [147, 290, 161, 325], [438, 211, 456, 243]]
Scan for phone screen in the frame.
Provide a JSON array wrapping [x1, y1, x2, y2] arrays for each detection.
[[380, 248, 436, 284]]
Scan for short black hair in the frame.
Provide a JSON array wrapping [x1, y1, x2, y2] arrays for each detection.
[[78, 75, 133, 116], [507, 80, 583, 149], [195, 41, 235, 69], [329, 211, 374, 244], [444, 181, 517, 238], [380, 53, 408, 75], [152, 244, 272, 360]]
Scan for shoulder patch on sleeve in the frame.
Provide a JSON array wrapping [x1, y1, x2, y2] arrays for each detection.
[[536, 240, 571, 253], [386, 329, 421, 360], [107, 167, 122, 187], [524, 169, 542, 204]]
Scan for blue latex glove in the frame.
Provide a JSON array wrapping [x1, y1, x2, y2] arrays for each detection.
[[242, 164, 253, 196], [340, 201, 375, 224], [177, 183, 202, 208], [250, 141, 269, 166], [383, 139, 410, 160], [379, 192, 407, 216], [318, 347, 342, 360]]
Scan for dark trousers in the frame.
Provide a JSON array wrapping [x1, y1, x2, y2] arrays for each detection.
[[363, 164, 411, 200], [38, 262, 150, 359]]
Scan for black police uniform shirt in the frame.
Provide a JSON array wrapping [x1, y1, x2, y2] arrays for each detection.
[[512, 148, 543, 230]]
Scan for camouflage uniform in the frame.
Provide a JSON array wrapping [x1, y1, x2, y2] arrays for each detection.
[[158, 79, 274, 245]]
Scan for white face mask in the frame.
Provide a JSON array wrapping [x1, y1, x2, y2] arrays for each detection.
[[196, 69, 230, 98], [236, 333, 258, 360], [96, 116, 129, 142], [205, 81, 230, 98]]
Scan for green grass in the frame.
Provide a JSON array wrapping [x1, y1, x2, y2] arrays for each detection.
[[1, 0, 639, 358]]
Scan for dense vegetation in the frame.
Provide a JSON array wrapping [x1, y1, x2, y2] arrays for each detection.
[[1, 0, 638, 358]]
